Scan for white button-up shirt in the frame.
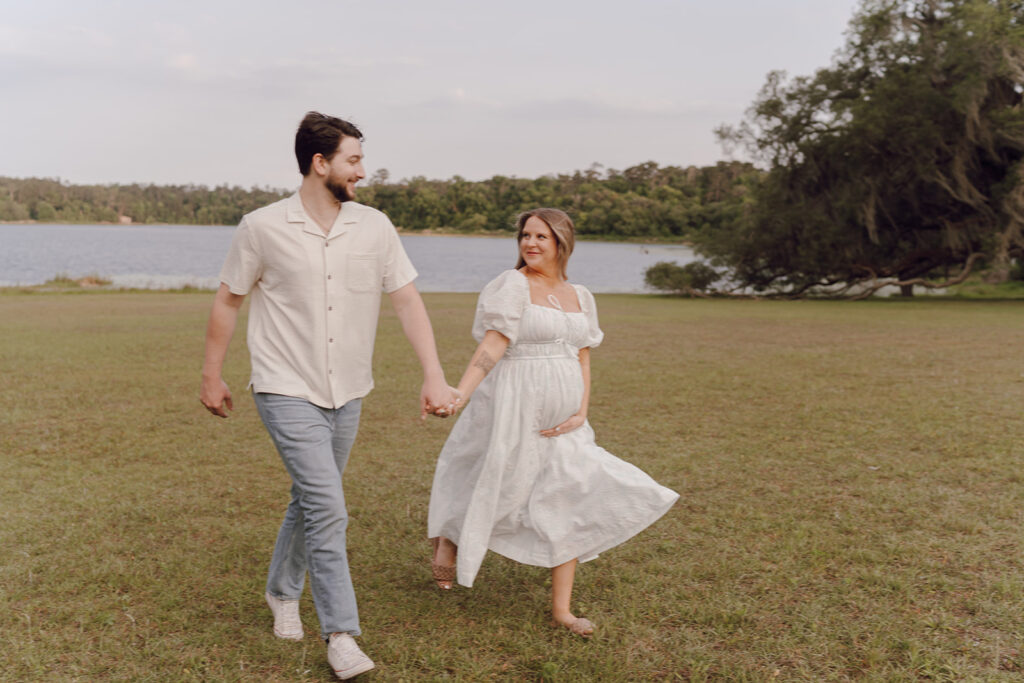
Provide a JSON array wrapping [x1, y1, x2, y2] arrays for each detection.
[[219, 193, 418, 408]]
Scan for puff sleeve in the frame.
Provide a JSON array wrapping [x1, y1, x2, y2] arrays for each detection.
[[471, 270, 528, 344], [575, 285, 604, 348]]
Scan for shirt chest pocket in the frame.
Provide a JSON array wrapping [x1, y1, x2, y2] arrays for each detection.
[[346, 253, 381, 292]]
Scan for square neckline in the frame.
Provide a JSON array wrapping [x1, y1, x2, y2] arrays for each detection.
[[514, 268, 584, 313]]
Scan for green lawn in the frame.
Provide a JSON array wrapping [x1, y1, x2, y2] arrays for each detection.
[[1, 292, 1023, 681]]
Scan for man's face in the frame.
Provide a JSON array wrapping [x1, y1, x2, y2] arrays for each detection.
[[324, 136, 366, 202]]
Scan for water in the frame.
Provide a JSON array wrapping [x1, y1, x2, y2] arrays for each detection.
[[0, 223, 696, 293]]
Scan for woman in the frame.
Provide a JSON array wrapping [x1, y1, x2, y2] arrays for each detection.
[[427, 208, 679, 637]]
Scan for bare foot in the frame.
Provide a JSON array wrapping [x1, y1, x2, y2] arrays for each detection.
[[552, 611, 595, 638]]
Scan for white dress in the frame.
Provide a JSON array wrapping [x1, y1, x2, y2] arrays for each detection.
[[428, 270, 680, 587]]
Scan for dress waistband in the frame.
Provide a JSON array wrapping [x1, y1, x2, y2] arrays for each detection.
[[503, 340, 578, 360]]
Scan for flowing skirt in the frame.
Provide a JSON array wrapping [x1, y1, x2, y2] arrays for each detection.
[[428, 348, 679, 587]]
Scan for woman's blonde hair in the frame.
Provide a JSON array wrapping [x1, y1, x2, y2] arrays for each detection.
[[513, 208, 575, 280]]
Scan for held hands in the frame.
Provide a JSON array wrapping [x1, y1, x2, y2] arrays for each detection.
[[200, 375, 233, 418], [421, 380, 462, 420], [540, 413, 585, 438]]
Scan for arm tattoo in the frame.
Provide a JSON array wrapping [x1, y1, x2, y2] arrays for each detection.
[[473, 350, 497, 374]]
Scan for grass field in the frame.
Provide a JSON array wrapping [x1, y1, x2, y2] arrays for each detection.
[[1, 291, 1023, 681]]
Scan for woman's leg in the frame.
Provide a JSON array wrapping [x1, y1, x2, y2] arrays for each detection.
[[551, 558, 594, 636], [430, 536, 457, 589], [551, 558, 578, 625]]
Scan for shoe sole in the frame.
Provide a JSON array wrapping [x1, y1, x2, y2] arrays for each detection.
[[333, 660, 375, 680]]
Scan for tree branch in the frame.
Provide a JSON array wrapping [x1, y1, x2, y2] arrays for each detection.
[[849, 252, 983, 300]]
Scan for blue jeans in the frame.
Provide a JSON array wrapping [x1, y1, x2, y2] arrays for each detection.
[[253, 392, 363, 638]]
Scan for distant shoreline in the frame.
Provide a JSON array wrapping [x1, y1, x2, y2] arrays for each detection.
[[0, 220, 692, 245]]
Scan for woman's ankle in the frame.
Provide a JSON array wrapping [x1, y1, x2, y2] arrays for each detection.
[[432, 536, 456, 565], [551, 609, 575, 624]]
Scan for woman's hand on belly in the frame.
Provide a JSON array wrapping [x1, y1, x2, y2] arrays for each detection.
[[539, 413, 586, 438]]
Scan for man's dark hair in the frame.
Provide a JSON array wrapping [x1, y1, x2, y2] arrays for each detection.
[[295, 112, 364, 176]]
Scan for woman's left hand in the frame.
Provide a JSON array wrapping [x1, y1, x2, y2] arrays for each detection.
[[540, 414, 585, 438], [426, 389, 462, 419]]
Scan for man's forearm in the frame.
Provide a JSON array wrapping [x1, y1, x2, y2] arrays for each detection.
[[200, 284, 245, 417], [390, 285, 445, 379], [203, 284, 243, 378]]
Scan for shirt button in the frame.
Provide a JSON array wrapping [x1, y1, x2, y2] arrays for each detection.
[[329, 338, 334, 343], [328, 306, 333, 311], [327, 274, 332, 280]]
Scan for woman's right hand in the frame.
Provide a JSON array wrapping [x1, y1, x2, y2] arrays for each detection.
[[540, 413, 585, 438]]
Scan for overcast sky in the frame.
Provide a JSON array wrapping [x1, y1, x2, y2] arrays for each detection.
[[1, 0, 860, 190]]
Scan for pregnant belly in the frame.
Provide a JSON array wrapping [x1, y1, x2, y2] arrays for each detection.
[[532, 359, 584, 428]]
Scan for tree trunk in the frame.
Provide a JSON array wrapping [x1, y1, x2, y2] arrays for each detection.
[[899, 283, 914, 297]]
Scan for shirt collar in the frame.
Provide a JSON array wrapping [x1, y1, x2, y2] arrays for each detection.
[[286, 192, 360, 239]]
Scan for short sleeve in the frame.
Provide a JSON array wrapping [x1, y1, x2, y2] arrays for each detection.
[[575, 285, 604, 348], [471, 270, 528, 344], [218, 217, 263, 295], [380, 214, 418, 293]]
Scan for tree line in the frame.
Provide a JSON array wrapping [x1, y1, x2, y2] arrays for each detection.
[[0, 180, 295, 227], [0, 161, 757, 242]]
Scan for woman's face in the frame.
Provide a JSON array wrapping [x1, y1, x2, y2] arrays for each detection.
[[519, 216, 559, 273]]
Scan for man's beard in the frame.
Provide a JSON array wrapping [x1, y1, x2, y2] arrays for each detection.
[[326, 175, 354, 203]]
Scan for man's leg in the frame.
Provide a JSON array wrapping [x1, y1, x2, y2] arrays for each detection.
[[265, 481, 308, 600], [262, 481, 308, 640], [254, 393, 363, 638]]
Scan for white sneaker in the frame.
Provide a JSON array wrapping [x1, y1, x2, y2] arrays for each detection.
[[265, 591, 303, 640], [327, 632, 375, 680]]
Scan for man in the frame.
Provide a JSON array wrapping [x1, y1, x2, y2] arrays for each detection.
[[200, 112, 457, 680]]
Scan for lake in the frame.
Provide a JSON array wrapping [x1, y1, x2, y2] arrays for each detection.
[[0, 223, 695, 293]]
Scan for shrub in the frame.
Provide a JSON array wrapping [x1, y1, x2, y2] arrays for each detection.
[[645, 261, 720, 295]]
